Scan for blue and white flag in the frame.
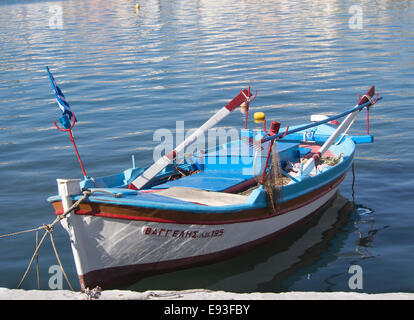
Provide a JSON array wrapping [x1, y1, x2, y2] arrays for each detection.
[[46, 66, 75, 121]]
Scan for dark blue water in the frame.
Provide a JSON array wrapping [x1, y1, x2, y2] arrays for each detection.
[[1, 0, 413, 293]]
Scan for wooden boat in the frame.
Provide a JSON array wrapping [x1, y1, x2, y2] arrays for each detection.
[[45, 68, 380, 290]]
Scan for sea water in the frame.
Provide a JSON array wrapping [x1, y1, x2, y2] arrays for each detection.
[[0, 0, 413, 293]]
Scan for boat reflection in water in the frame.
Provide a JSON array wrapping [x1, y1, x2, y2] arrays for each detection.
[[129, 192, 377, 292], [353, 204, 387, 259]]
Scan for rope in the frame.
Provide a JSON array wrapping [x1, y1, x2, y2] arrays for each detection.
[[49, 231, 74, 291], [360, 94, 375, 105], [1, 190, 92, 290], [144, 289, 212, 300], [0, 226, 46, 239], [0, 191, 91, 240], [35, 231, 40, 290], [16, 229, 49, 289], [90, 189, 122, 198], [351, 162, 356, 205], [335, 114, 358, 145]]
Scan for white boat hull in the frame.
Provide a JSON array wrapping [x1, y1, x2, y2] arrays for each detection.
[[61, 184, 339, 290]]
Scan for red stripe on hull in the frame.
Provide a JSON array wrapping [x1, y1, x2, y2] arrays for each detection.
[[56, 174, 345, 225]]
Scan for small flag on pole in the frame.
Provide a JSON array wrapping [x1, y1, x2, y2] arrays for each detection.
[[46, 66, 88, 177], [46, 66, 75, 121]]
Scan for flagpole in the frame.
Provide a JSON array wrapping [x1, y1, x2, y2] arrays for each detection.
[[53, 113, 88, 177], [47, 66, 88, 178]]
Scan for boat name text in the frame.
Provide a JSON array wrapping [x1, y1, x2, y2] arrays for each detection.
[[142, 227, 224, 239]]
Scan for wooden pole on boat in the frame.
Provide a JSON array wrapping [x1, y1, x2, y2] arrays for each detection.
[[261, 93, 379, 144], [130, 88, 255, 190], [294, 86, 376, 178]]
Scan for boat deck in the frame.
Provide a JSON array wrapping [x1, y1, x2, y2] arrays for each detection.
[[150, 170, 255, 192]]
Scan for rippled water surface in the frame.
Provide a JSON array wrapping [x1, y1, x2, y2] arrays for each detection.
[[1, 0, 413, 293]]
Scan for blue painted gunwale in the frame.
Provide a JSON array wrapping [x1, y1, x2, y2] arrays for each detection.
[[47, 124, 357, 215]]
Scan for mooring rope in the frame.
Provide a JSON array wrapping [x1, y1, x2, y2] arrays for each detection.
[[144, 289, 213, 300], [1, 190, 92, 290], [0, 225, 46, 239], [351, 162, 356, 205], [16, 229, 50, 289], [49, 230, 74, 291], [35, 231, 40, 290], [0, 191, 91, 240]]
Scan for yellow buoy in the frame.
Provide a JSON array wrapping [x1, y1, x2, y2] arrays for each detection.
[[136, 3, 140, 11], [254, 112, 265, 123]]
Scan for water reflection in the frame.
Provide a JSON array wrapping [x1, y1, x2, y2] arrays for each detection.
[[354, 206, 375, 258], [353, 205, 388, 259]]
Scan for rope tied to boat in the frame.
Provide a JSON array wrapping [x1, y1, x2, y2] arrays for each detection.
[[86, 188, 122, 198], [0, 190, 93, 291]]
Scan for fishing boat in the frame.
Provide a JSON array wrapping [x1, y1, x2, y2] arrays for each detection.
[[45, 67, 380, 290]]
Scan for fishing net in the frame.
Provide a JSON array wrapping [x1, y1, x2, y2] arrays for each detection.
[[320, 153, 344, 166], [257, 141, 284, 214]]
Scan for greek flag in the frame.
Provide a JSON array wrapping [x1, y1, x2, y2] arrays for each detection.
[[46, 66, 75, 121]]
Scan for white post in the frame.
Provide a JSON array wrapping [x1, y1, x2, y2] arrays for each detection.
[[57, 178, 81, 211], [57, 178, 81, 230], [56, 178, 87, 279]]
